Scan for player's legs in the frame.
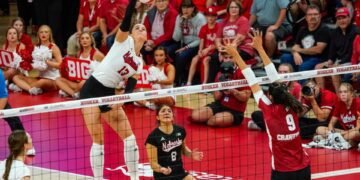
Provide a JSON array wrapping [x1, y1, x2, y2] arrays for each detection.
[[207, 112, 234, 127], [81, 106, 104, 179], [102, 104, 139, 180]]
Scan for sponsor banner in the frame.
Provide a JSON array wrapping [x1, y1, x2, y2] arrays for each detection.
[[0, 64, 359, 118], [0, 50, 14, 68]]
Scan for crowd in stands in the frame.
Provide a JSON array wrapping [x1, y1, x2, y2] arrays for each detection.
[[0, 0, 359, 138]]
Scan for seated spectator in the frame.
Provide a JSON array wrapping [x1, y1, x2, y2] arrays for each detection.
[[56, 32, 104, 99], [190, 61, 251, 127], [206, 0, 229, 19], [11, 25, 62, 95], [248, 63, 302, 131], [67, 0, 101, 57], [172, 0, 206, 86], [249, 0, 292, 57], [142, 0, 178, 64], [299, 79, 338, 138], [209, 0, 254, 83], [1, 27, 26, 81], [135, 46, 175, 110], [315, 7, 358, 91], [351, 35, 360, 84], [94, 0, 127, 50], [280, 5, 330, 78], [12, 17, 34, 52], [186, 7, 218, 85], [315, 83, 360, 146], [131, 0, 149, 26]]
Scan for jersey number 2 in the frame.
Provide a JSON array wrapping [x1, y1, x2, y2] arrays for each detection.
[[285, 114, 296, 131]]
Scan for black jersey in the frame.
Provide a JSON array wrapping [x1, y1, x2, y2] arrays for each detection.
[[145, 124, 188, 179]]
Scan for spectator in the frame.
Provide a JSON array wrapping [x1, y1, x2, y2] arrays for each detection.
[[0, 130, 33, 180], [299, 79, 338, 139], [67, 0, 101, 57], [11, 25, 62, 95], [131, 0, 149, 26], [186, 7, 218, 85], [12, 17, 34, 52], [172, 0, 207, 86], [315, 83, 360, 146], [206, 0, 229, 19], [96, 0, 127, 50], [315, 7, 358, 91], [249, 0, 292, 57], [209, 0, 254, 83], [280, 5, 330, 76], [1, 27, 26, 81], [190, 61, 251, 127], [57, 32, 104, 99], [143, 0, 178, 64], [248, 63, 302, 131], [341, 0, 354, 19]]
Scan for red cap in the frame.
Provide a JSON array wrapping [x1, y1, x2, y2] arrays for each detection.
[[335, 7, 350, 17], [204, 7, 217, 16]]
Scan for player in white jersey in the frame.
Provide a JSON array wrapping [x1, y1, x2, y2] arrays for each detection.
[[79, 0, 147, 179]]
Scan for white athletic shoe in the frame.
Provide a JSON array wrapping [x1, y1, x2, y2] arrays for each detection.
[[247, 120, 261, 131], [26, 147, 36, 156], [9, 83, 22, 92], [72, 92, 80, 99], [58, 90, 69, 97], [29, 87, 43, 95]]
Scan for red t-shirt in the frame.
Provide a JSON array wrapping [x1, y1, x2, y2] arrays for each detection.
[[20, 33, 33, 52], [99, 0, 127, 31], [259, 95, 310, 172], [217, 16, 254, 56], [241, 0, 253, 19], [198, 23, 218, 55], [302, 89, 338, 121], [351, 35, 360, 65], [215, 68, 250, 112], [79, 0, 101, 28], [333, 98, 360, 130], [289, 82, 301, 101]]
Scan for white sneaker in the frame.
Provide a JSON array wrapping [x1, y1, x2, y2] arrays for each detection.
[[29, 87, 43, 95], [72, 92, 80, 99], [58, 90, 69, 97], [9, 83, 22, 92], [247, 120, 261, 131], [26, 147, 36, 156]]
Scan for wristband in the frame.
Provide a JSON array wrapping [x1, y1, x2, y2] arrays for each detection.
[[264, 63, 281, 82], [242, 68, 258, 86]]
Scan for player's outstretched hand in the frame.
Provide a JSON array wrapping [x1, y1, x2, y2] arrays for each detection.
[[248, 29, 263, 51], [191, 148, 204, 161]]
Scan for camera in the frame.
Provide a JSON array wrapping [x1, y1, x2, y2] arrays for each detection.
[[218, 62, 235, 82], [301, 86, 314, 96]]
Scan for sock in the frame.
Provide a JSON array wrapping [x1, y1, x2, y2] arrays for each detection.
[[90, 143, 104, 179], [124, 135, 139, 180]]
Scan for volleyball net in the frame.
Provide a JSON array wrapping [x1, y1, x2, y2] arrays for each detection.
[[0, 64, 359, 179]]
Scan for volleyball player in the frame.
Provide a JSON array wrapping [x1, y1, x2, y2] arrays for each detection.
[[224, 30, 310, 180], [79, 0, 147, 179], [145, 104, 204, 179]]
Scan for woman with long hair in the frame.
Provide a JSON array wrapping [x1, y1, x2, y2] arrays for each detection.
[[225, 30, 310, 179], [0, 130, 33, 180], [12, 25, 62, 95], [12, 17, 34, 52], [79, 0, 147, 178], [145, 104, 203, 179], [56, 32, 104, 99]]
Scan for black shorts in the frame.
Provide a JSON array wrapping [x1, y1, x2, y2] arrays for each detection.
[[271, 165, 311, 180], [153, 166, 188, 180], [206, 101, 244, 125], [79, 75, 115, 112]]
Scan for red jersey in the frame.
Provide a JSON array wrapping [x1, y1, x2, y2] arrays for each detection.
[[198, 23, 218, 55], [217, 16, 254, 56], [79, 0, 101, 28], [215, 68, 250, 112], [20, 33, 33, 52], [289, 82, 301, 101], [258, 95, 310, 172], [302, 89, 338, 121], [99, 0, 127, 31], [351, 35, 360, 65], [333, 98, 360, 130]]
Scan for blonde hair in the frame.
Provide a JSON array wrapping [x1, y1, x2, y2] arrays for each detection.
[[36, 25, 55, 45]]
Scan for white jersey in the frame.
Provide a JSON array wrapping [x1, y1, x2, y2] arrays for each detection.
[[92, 36, 143, 88], [0, 160, 31, 180]]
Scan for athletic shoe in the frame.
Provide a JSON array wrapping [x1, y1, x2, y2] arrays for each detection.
[[26, 147, 36, 156], [59, 90, 69, 97], [8, 83, 22, 92], [29, 87, 43, 95], [72, 92, 80, 99], [247, 120, 261, 131]]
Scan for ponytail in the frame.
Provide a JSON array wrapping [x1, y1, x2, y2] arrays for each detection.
[[269, 82, 304, 114], [3, 154, 14, 180]]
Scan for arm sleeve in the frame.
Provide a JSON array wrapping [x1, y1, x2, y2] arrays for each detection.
[[172, 16, 182, 42], [186, 14, 207, 48], [119, 0, 138, 32]]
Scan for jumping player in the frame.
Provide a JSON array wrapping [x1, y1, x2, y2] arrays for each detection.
[[224, 30, 310, 180], [145, 104, 204, 179], [79, 0, 147, 179]]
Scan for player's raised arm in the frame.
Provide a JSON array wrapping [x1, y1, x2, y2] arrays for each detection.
[[116, 0, 138, 43]]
